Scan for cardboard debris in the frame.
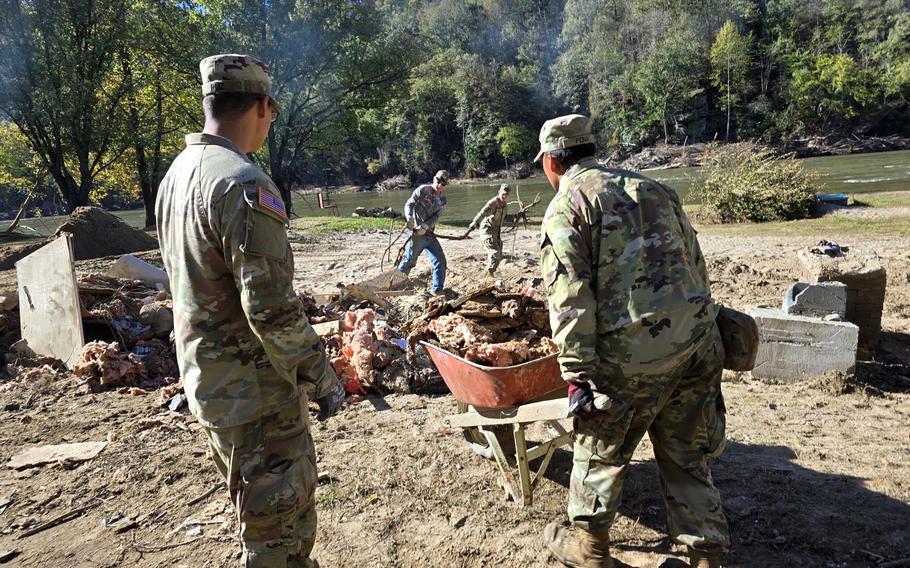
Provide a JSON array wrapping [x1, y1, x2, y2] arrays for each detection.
[[7, 441, 107, 469]]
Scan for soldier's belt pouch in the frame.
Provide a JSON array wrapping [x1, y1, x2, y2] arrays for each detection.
[[716, 306, 758, 371]]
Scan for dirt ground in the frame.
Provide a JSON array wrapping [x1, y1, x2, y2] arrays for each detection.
[[0, 223, 907, 567]]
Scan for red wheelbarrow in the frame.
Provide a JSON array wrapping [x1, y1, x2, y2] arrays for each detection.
[[421, 341, 574, 507]]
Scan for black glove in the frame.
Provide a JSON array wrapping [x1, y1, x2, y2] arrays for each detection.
[[315, 379, 346, 421], [568, 382, 595, 417], [568, 382, 613, 419]]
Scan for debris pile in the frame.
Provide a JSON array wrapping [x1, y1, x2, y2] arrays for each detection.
[[404, 283, 558, 367], [72, 274, 178, 391], [352, 207, 401, 219], [54, 207, 159, 261], [324, 308, 436, 395], [373, 175, 409, 192], [298, 290, 342, 323], [74, 341, 146, 390]]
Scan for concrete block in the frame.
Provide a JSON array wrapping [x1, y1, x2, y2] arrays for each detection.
[[782, 281, 847, 319], [797, 247, 886, 357], [750, 308, 858, 382]]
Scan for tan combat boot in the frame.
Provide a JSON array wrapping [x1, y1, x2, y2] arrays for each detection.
[[687, 547, 722, 568], [544, 522, 613, 568]]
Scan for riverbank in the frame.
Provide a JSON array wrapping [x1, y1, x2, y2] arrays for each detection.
[[302, 134, 910, 195]]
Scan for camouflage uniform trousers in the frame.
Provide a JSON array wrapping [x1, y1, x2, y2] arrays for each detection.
[[483, 231, 503, 273], [569, 324, 730, 551], [204, 394, 319, 568]]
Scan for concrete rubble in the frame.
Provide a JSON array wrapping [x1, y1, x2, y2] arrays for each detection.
[[750, 308, 859, 382], [783, 281, 848, 319]]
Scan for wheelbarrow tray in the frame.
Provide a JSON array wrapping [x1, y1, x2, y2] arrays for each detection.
[[420, 341, 565, 409]]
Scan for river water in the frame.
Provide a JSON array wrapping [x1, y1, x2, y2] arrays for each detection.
[[4, 149, 909, 235], [292, 149, 910, 226]]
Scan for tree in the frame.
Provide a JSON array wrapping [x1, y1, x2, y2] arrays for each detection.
[[119, 0, 202, 228], [0, 0, 132, 212], [788, 51, 875, 128], [495, 124, 535, 166], [634, 26, 705, 144], [710, 20, 752, 141], [201, 0, 423, 212]]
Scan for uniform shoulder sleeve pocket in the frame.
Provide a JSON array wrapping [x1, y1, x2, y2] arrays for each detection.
[[240, 186, 289, 261]]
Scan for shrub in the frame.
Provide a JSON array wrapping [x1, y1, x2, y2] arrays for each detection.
[[690, 143, 817, 223]]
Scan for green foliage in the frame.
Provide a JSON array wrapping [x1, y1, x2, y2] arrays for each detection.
[[495, 124, 535, 164], [0, 122, 40, 193], [788, 52, 875, 127], [691, 144, 818, 223]]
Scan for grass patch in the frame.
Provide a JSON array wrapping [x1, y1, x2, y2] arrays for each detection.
[[291, 216, 396, 234], [696, 212, 910, 237], [291, 216, 462, 235], [850, 191, 910, 208]]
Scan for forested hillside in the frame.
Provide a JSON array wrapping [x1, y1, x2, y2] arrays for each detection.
[[1, 0, 908, 221]]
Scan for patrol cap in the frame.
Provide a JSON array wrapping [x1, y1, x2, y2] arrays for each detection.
[[498, 183, 511, 193], [534, 114, 594, 162], [433, 169, 449, 186], [199, 54, 282, 113]]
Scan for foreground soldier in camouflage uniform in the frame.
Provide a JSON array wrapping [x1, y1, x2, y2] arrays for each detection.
[[536, 115, 729, 568], [156, 54, 345, 568], [465, 183, 511, 275]]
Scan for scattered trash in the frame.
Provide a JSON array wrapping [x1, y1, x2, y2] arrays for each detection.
[[809, 239, 849, 257], [186, 525, 203, 537], [105, 254, 170, 291], [324, 308, 435, 395], [103, 512, 126, 527], [168, 393, 188, 412], [139, 301, 174, 338], [7, 441, 107, 470]]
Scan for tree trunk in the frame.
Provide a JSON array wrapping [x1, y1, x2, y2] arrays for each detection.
[[726, 61, 731, 141], [6, 193, 34, 233]]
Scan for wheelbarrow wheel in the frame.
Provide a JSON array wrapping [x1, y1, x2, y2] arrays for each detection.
[[457, 402, 515, 462]]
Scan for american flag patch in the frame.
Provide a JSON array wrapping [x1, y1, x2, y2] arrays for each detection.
[[258, 187, 286, 218]]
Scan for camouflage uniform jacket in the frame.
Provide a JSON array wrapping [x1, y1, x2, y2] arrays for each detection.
[[469, 196, 507, 236], [404, 184, 447, 230], [156, 133, 336, 429], [540, 157, 716, 392]]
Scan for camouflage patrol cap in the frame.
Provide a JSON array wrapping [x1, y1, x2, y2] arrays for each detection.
[[433, 169, 449, 186], [499, 183, 511, 193], [534, 114, 595, 162], [199, 54, 282, 112]]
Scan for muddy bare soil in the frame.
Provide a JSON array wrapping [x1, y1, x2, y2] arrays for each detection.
[[0, 229, 907, 567]]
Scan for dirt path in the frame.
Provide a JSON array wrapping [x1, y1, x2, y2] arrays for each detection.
[[0, 229, 907, 567]]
